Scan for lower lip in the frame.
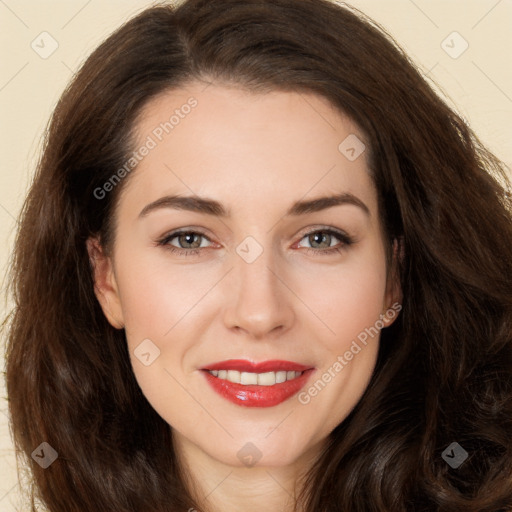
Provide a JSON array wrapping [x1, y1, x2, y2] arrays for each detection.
[[202, 369, 315, 407]]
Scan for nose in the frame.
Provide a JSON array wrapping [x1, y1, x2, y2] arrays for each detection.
[[222, 243, 295, 340]]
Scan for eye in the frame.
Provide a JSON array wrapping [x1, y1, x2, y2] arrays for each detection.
[[157, 230, 213, 256], [157, 227, 354, 257], [296, 228, 354, 256]]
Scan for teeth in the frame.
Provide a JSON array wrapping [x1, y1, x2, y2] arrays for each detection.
[[208, 369, 303, 385], [240, 371, 258, 385], [257, 371, 276, 386], [227, 370, 240, 383], [276, 371, 287, 383]]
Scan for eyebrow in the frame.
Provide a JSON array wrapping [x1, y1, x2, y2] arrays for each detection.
[[138, 192, 370, 219]]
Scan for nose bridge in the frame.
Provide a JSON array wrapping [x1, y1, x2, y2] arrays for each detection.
[[223, 233, 294, 338], [236, 237, 277, 294]]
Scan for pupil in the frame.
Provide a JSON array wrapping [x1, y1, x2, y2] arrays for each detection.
[[311, 232, 328, 248], [181, 233, 199, 248]]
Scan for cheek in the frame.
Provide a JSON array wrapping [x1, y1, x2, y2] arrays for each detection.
[[297, 248, 388, 352], [114, 251, 211, 421], [115, 236, 388, 352], [115, 248, 217, 342]]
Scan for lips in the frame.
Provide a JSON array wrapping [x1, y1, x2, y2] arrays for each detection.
[[200, 359, 315, 407], [201, 359, 311, 373]]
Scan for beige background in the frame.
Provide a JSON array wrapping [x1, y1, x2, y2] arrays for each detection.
[[1, 0, 511, 509]]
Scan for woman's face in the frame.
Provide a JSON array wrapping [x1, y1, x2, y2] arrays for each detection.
[[89, 82, 400, 469]]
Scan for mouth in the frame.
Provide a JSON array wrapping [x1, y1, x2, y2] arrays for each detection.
[[200, 359, 315, 407], [207, 368, 305, 385]]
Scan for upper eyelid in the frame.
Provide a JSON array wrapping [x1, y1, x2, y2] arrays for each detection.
[[160, 226, 351, 246]]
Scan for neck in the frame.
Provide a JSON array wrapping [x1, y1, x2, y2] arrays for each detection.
[[173, 430, 323, 512]]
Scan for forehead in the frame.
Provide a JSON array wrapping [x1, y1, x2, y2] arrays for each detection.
[[121, 82, 377, 218]]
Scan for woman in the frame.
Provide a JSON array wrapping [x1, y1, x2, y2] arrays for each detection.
[[4, 0, 512, 510]]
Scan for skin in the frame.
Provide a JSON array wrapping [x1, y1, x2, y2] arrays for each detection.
[[87, 82, 401, 512]]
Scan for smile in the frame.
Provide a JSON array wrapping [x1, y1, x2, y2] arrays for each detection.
[[208, 369, 304, 385], [200, 359, 315, 407]]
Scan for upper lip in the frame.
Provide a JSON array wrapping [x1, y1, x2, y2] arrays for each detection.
[[200, 359, 313, 373]]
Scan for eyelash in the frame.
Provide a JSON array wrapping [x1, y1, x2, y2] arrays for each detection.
[[156, 227, 354, 257]]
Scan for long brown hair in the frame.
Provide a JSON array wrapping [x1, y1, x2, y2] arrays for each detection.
[[4, 0, 512, 510]]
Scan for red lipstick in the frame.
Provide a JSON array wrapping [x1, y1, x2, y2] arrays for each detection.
[[200, 359, 315, 407], [203, 359, 311, 373]]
